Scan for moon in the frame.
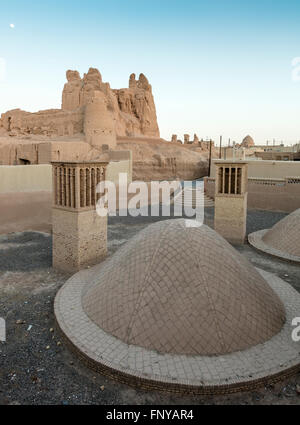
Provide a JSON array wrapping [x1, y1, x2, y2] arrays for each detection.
[[10, 24, 15, 29]]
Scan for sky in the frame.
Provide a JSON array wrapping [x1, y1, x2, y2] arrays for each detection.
[[1, 0, 300, 144]]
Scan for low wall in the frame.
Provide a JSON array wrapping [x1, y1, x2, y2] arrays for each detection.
[[106, 160, 132, 185], [39, 141, 91, 164], [0, 164, 52, 193], [210, 160, 300, 179], [247, 177, 300, 212], [106, 150, 133, 184], [204, 176, 300, 213], [0, 154, 133, 194]]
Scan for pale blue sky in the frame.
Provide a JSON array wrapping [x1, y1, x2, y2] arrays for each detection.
[[1, 0, 300, 144]]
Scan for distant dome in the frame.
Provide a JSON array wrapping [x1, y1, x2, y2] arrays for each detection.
[[82, 219, 285, 356], [241, 135, 255, 147]]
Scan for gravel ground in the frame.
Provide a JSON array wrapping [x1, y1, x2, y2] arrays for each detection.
[[0, 210, 300, 405]]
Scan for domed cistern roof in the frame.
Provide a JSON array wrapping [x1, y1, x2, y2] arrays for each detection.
[[55, 219, 300, 394], [82, 219, 284, 356], [249, 208, 300, 263]]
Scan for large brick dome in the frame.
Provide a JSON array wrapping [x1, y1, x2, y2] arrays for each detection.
[[82, 219, 285, 356]]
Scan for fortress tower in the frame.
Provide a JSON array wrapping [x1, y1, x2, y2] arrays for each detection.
[[84, 91, 117, 151]]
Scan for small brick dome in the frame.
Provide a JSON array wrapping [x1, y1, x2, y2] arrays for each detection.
[[263, 209, 300, 258]]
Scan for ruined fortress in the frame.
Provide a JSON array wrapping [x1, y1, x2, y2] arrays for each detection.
[[0, 68, 210, 180], [0, 68, 160, 140]]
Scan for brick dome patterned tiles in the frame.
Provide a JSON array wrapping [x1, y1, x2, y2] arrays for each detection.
[[55, 219, 300, 394], [82, 219, 285, 356], [248, 208, 300, 263]]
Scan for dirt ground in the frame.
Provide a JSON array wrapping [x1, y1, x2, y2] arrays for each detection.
[[0, 211, 300, 405], [0, 192, 52, 235]]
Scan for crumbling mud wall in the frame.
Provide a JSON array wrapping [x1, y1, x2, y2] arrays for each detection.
[[0, 68, 160, 139]]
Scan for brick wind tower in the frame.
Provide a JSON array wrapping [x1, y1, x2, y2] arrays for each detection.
[[52, 161, 108, 273], [214, 161, 248, 244]]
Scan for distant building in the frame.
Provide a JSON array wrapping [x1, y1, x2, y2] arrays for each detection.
[[241, 135, 255, 148]]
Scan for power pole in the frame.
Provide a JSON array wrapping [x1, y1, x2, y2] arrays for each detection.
[[208, 139, 212, 177]]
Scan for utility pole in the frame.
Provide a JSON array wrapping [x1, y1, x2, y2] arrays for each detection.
[[219, 135, 223, 159], [208, 139, 212, 177]]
